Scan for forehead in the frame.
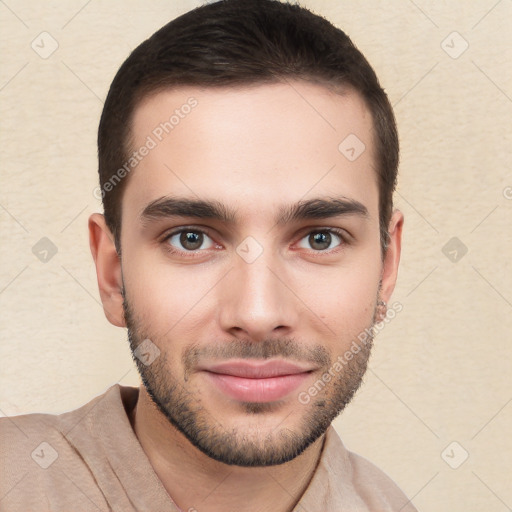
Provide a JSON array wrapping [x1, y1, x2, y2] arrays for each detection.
[[123, 82, 378, 227]]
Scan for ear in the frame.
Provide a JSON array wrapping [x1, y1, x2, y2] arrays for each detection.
[[88, 213, 126, 327], [379, 209, 404, 303]]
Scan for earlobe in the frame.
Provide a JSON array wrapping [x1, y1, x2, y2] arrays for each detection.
[[88, 213, 126, 327], [379, 209, 404, 304]]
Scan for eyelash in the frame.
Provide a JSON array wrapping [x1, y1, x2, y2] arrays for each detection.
[[161, 226, 349, 258]]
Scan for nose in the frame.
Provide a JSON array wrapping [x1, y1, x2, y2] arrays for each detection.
[[218, 249, 299, 342]]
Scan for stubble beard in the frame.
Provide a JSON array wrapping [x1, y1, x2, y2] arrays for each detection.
[[123, 293, 375, 467]]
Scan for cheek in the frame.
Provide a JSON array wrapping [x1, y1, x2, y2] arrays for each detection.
[[295, 258, 380, 338], [122, 251, 220, 332]]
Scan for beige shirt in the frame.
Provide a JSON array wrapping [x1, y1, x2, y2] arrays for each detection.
[[0, 385, 417, 511]]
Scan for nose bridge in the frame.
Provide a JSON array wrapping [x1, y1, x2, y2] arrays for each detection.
[[218, 244, 297, 339]]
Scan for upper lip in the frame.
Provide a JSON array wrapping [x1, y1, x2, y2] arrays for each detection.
[[200, 360, 315, 379]]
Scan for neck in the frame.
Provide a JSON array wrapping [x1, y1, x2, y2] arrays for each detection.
[[131, 386, 325, 512]]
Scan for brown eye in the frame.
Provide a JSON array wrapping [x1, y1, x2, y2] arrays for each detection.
[[166, 230, 214, 251], [310, 232, 331, 250], [297, 229, 344, 251]]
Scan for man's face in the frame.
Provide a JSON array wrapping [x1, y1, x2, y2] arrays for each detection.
[[119, 82, 390, 466]]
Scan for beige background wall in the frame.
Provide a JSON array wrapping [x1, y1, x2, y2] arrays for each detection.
[[1, 1, 511, 510]]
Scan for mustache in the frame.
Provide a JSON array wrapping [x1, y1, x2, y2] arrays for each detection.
[[182, 338, 331, 373]]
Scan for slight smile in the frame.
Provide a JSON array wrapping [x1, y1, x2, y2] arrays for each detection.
[[199, 360, 316, 403]]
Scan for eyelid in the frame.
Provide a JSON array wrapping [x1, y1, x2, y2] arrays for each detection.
[[161, 224, 215, 239], [297, 226, 350, 238]]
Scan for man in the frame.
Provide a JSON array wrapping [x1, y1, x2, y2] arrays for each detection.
[[0, 0, 415, 510]]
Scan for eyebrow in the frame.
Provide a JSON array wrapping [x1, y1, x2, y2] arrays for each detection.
[[139, 196, 369, 226]]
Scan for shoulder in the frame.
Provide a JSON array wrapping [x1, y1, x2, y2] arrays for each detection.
[[0, 385, 133, 511], [0, 384, 123, 450], [346, 450, 417, 511], [322, 427, 418, 511]]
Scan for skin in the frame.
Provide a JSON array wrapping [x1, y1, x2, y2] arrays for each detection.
[[89, 81, 403, 512]]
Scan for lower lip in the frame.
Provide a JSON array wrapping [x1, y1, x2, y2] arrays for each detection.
[[204, 371, 311, 403]]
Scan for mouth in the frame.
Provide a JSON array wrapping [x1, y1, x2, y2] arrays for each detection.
[[199, 359, 315, 403]]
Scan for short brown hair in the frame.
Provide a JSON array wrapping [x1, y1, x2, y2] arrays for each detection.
[[98, 0, 399, 253]]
